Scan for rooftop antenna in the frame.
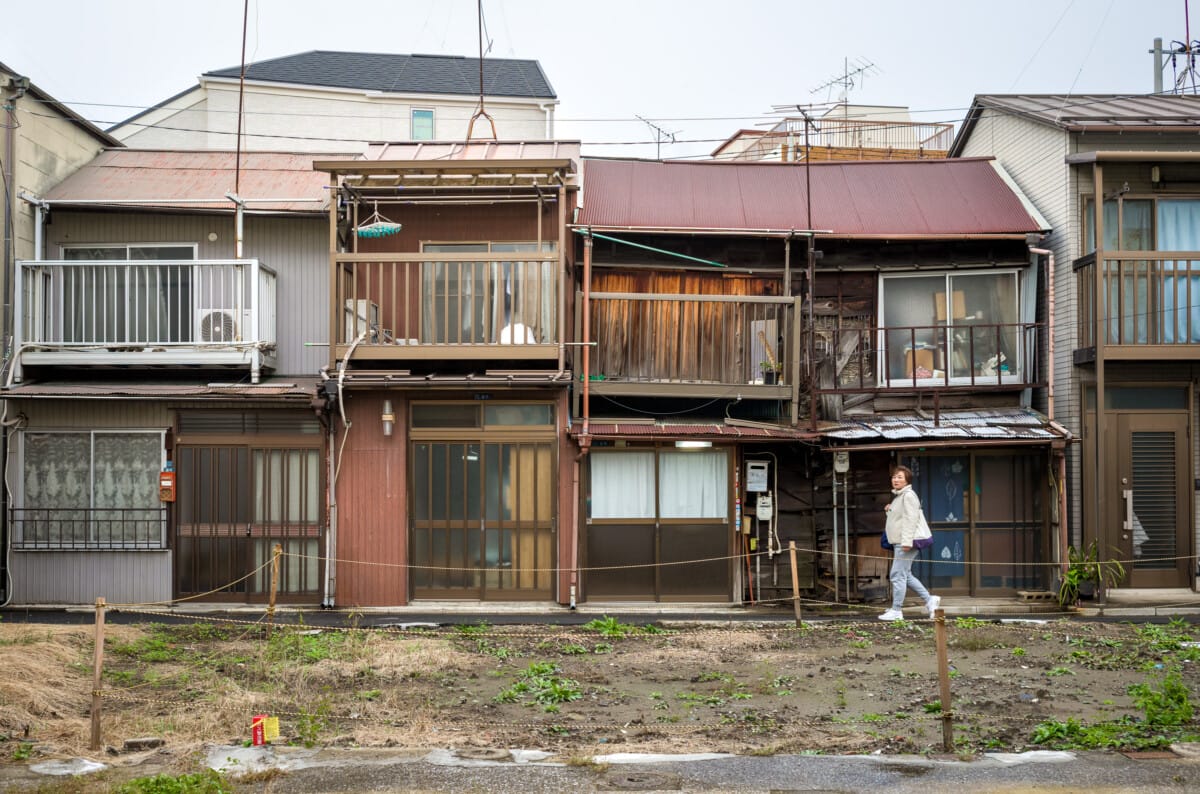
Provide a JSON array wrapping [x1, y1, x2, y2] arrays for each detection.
[[466, 0, 498, 140], [810, 57, 879, 104], [636, 115, 679, 160]]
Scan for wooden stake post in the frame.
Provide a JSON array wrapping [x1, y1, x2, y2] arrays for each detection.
[[90, 597, 106, 751], [788, 541, 803, 626], [267, 543, 282, 637], [933, 608, 954, 751]]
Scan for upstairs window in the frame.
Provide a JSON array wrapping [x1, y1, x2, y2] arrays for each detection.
[[411, 109, 434, 140]]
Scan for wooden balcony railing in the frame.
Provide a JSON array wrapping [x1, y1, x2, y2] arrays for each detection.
[[334, 253, 559, 362], [587, 292, 795, 392], [14, 259, 277, 381], [812, 322, 1040, 393], [1075, 252, 1200, 354], [12, 507, 167, 550]]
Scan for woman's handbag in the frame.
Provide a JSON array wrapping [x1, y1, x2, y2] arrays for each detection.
[[881, 533, 894, 551]]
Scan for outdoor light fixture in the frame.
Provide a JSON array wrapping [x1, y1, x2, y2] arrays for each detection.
[[381, 399, 394, 437], [675, 440, 712, 449]]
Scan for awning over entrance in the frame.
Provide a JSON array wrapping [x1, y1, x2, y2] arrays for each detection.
[[820, 407, 1071, 451], [571, 420, 820, 442]]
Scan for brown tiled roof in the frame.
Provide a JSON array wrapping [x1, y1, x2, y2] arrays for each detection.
[[577, 157, 1045, 237]]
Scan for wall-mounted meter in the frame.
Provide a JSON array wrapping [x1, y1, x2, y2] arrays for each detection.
[[745, 461, 769, 492], [756, 492, 774, 522], [833, 450, 850, 473]]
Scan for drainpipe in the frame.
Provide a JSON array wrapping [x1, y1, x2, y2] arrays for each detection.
[[1028, 242, 1066, 578], [225, 192, 245, 259], [539, 102, 555, 139], [582, 232, 593, 437], [324, 416, 337, 608]]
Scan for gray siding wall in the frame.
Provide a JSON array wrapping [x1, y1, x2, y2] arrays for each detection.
[[7, 400, 173, 605], [45, 211, 328, 376]]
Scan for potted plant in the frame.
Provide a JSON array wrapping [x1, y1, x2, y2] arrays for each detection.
[[760, 361, 782, 385], [1057, 540, 1126, 608]]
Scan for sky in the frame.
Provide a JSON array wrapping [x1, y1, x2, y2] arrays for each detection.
[[1, 0, 1194, 158]]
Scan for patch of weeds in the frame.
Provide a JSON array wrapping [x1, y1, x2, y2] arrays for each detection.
[[582, 616, 636, 638], [294, 696, 332, 748], [265, 629, 351, 665], [592, 643, 614, 654], [559, 643, 589, 655], [923, 700, 942, 714], [1046, 666, 1076, 677], [1030, 716, 1200, 750], [494, 661, 582, 713], [721, 709, 778, 734], [861, 713, 887, 723], [849, 639, 871, 649], [114, 769, 232, 794], [835, 678, 847, 709], [354, 689, 382, 702], [770, 674, 796, 695], [11, 742, 33, 761], [695, 671, 734, 684], [954, 616, 985, 629], [544, 725, 570, 736], [1011, 647, 1026, 657], [109, 630, 183, 664], [1129, 667, 1194, 726], [649, 691, 670, 711], [454, 621, 491, 637], [167, 623, 231, 643]]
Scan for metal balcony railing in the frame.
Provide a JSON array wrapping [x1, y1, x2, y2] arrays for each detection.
[[334, 253, 559, 357], [1075, 253, 1200, 349], [15, 259, 277, 380], [812, 322, 1040, 392], [12, 507, 167, 550]]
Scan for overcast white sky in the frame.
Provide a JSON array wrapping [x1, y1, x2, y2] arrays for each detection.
[[2, 0, 1192, 157]]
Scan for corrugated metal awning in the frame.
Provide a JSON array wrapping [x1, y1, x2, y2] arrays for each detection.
[[571, 421, 818, 441], [820, 408, 1070, 451]]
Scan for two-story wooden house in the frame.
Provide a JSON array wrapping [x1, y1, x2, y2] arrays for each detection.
[[4, 150, 333, 605], [312, 141, 579, 607], [573, 157, 1068, 604], [952, 94, 1200, 593]]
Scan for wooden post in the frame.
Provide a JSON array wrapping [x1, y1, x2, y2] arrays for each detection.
[[267, 543, 282, 637], [788, 541, 803, 627], [90, 597, 106, 751], [933, 608, 953, 752]]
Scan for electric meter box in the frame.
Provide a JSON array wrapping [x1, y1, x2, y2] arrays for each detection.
[[745, 461, 769, 492]]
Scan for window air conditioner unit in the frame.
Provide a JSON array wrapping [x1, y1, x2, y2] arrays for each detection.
[[196, 308, 253, 343], [344, 299, 380, 343]]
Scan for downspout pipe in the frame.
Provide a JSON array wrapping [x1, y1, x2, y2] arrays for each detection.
[[1028, 242, 1065, 578], [225, 192, 245, 259], [582, 232, 593, 438]]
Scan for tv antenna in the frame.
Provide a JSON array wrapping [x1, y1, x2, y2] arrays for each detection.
[[810, 57, 880, 102], [636, 115, 679, 159], [466, 0, 497, 140]]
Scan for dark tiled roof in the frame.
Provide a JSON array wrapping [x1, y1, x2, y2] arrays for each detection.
[[205, 51, 555, 99]]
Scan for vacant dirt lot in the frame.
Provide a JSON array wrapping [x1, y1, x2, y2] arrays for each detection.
[[1, 612, 1199, 788]]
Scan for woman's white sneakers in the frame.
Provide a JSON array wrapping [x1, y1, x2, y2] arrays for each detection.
[[878, 609, 904, 621], [926, 595, 942, 616]]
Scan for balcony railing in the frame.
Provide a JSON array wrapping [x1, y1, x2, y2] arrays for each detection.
[[334, 253, 559, 361], [15, 259, 277, 381], [587, 292, 796, 394], [1075, 253, 1200, 353], [812, 322, 1040, 392], [12, 507, 167, 550]]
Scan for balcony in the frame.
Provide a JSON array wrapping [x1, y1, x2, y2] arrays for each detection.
[[812, 322, 1040, 395], [1074, 252, 1200, 360], [333, 253, 560, 363], [15, 259, 277, 382], [585, 292, 797, 398]]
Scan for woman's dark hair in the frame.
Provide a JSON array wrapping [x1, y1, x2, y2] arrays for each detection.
[[892, 464, 914, 485]]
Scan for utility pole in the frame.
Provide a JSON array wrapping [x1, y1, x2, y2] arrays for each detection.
[[636, 115, 678, 160]]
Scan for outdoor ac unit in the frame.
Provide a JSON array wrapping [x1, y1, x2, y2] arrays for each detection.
[[196, 308, 252, 343], [344, 299, 380, 343]]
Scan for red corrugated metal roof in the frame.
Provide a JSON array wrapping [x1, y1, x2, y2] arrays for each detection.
[[577, 157, 1045, 236], [43, 150, 341, 212]]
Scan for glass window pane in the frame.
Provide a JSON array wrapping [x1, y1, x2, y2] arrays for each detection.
[[412, 404, 480, 428], [412, 109, 434, 140], [1157, 199, 1200, 250], [882, 274, 945, 380], [591, 451, 655, 519], [423, 243, 489, 253], [949, 272, 1018, 378], [1122, 200, 1152, 250], [130, 246, 195, 260], [659, 450, 727, 519], [413, 444, 430, 520], [484, 404, 553, 426]]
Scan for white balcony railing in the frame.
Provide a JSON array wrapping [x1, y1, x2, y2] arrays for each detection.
[[14, 259, 277, 382]]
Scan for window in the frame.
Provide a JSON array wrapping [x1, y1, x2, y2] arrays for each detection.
[[880, 270, 1021, 383], [411, 109, 434, 140], [60, 244, 196, 344], [419, 242, 557, 344], [16, 430, 165, 549]]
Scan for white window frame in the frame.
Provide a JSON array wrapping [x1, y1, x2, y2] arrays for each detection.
[[878, 268, 1023, 387], [60, 243, 198, 260], [17, 428, 167, 549], [411, 108, 435, 141]]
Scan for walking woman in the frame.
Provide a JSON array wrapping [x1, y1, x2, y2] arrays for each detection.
[[879, 465, 940, 621]]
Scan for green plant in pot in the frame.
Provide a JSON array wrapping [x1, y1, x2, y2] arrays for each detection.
[[760, 361, 782, 384], [1057, 540, 1126, 608]]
